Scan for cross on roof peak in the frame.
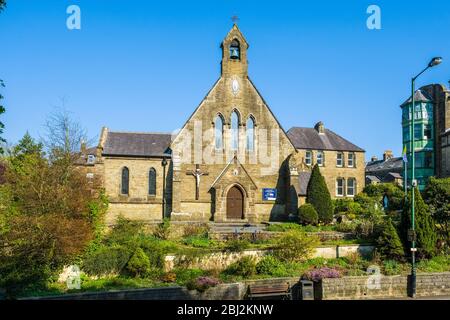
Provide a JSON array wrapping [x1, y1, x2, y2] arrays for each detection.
[[231, 15, 239, 24]]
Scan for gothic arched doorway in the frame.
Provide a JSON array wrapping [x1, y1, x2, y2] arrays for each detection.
[[226, 185, 244, 219]]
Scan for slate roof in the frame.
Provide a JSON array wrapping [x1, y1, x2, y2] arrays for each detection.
[[103, 132, 172, 157], [297, 171, 311, 196], [366, 175, 381, 183], [388, 172, 403, 179], [400, 89, 433, 107], [287, 127, 364, 152], [365, 157, 403, 173]]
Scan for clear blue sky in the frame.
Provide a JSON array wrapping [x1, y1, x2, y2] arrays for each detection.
[[1, 0, 449, 160]]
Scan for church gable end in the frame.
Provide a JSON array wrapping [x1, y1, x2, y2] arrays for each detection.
[[170, 24, 297, 223]]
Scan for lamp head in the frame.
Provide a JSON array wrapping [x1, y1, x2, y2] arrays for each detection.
[[428, 57, 442, 67]]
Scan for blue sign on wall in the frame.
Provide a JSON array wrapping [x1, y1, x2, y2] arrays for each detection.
[[262, 188, 277, 201]]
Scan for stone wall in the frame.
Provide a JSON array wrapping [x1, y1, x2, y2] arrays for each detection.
[[163, 245, 375, 271], [103, 157, 170, 224], [319, 272, 450, 299], [24, 277, 300, 300]]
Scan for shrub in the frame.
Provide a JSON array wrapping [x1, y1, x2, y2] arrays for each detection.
[[256, 255, 287, 276], [354, 192, 378, 211], [273, 230, 319, 263], [183, 224, 209, 238], [400, 188, 437, 258], [183, 235, 211, 248], [363, 183, 405, 211], [224, 256, 257, 277], [104, 216, 144, 247], [82, 245, 132, 276], [174, 268, 205, 285], [161, 272, 177, 283], [224, 239, 250, 252], [265, 223, 303, 232], [376, 218, 404, 260], [153, 218, 171, 240], [186, 276, 220, 292], [383, 260, 402, 275], [423, 177, 450, 246], [298, 204, 319, 225], [335, 221, 357, 233], [303, 267, 342, 282], [306, 164, 333, 224], [125, 248, 151, 277], [333, 198, 363, 216]]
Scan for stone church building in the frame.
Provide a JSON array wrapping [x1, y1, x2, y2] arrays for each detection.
[[79, 25, 365, 224]]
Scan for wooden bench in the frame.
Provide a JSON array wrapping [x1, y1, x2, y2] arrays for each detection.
[[247, 283, 292, 300]]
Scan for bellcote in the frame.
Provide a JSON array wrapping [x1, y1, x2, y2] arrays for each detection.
[[221, 24, 249, 77]]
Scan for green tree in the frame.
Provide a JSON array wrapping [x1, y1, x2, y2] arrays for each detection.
[[423, 177, 450, 246], [400, 187, 437, 258], [0, 129, 101, 296], [376, 218, 404, 260], [306, 164, 333, 224], [298, 203, 319, 225], [363, 183, 405, 211]]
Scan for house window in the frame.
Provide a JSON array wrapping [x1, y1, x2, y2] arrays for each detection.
[[336, 152, 343, 167], [231, 110, 240, 150], [414, 124, 422, 140], [424, 124, 432, 140], [317, 151, 324, 166], [87, 154, 96, 164], [347, 178, 356, 197], [424, 151, 433, 168], [403, 126, 410, 142], [214, 114, 224, 150], [348, 153, 355, 167], [246, 117, 255, 151], [149, 168, 156, 195], [86, 173, 94, 179], [336, 178, 344, 196], [121, 167, 129, 195], [305, 151, 312, 166]]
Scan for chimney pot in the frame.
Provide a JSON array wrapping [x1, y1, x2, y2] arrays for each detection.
[[383, 150, 393, 161]]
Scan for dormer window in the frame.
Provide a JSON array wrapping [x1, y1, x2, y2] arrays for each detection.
[[230, 39, 240, 60]]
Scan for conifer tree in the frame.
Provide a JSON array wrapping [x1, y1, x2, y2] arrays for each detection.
[[376, 218, 404, 260], [306, 164, 333, 224], [400, 187, 437, 258]]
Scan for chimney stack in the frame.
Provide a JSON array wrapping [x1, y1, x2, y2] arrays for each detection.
[[314, 121, 325, 134], [383, 150, 393, 161], [371, 156, 378, 162]]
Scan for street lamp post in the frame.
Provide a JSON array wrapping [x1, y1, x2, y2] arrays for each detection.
[[408, 56, 442, 298], [161, 157, 168, 219]]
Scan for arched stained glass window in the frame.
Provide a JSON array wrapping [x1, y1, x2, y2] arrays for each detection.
[[149, 168, 156, 195], [231, 110, 240, 150], [246, 117, 255, 151], [121, 167, 129, 195], [215, 115, 224, 150]]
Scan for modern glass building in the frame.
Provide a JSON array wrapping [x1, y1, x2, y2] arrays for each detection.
[[400, 89, 435, 190]]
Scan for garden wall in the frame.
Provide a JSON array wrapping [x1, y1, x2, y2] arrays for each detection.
[[24, 277, 301, 300], [163, 245, 375, 271], [319, 272, 450, 299]]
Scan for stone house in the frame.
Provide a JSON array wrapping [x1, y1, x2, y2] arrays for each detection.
[[286, 122, 365, 206]]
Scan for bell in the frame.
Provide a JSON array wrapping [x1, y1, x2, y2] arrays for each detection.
[[230, 48, 239, 59]]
